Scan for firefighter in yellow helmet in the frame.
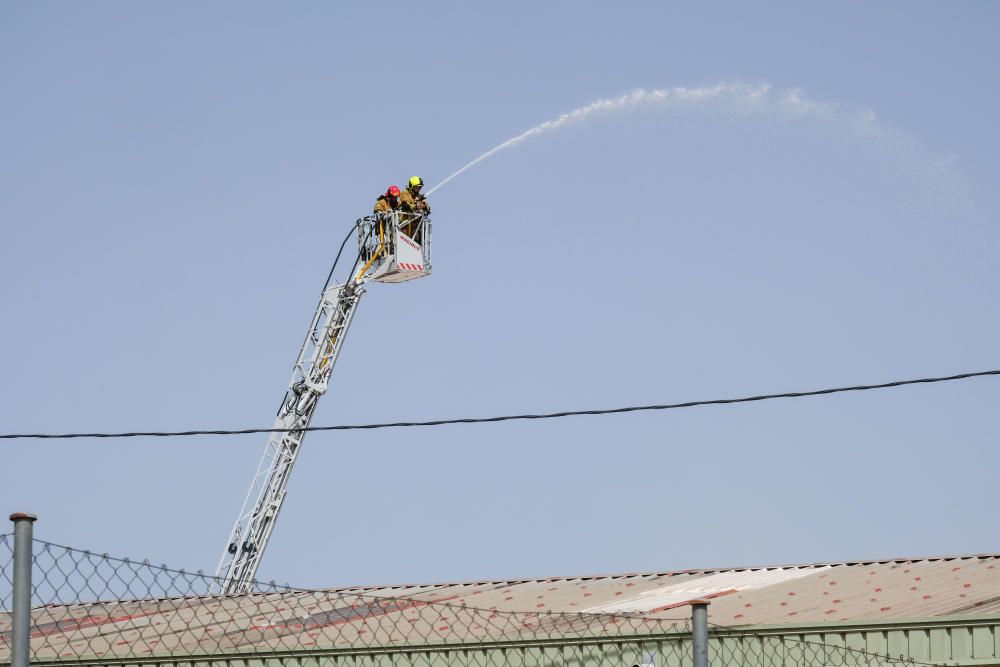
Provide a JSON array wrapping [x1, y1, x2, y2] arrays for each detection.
[[399, 176, 430, 241]]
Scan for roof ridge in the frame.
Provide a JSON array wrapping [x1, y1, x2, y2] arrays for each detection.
[[324, 552, 1000, 593]]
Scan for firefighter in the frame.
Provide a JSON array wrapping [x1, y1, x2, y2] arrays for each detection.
[[374, 185, 401, 215], [399, 176, 430, 241], [370, 185, 401, 257]]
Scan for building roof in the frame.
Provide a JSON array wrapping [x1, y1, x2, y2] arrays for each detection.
[[5, 554, 1000, 660], [332, 553, 1000, 625]]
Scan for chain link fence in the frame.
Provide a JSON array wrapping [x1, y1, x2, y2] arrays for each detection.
[[0, 533, 12, 609], [0, 534, 691, 663], [0, 531, 949, 667], [710, 624, 941, 667]]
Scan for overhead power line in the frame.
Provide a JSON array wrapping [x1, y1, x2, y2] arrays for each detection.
[[1, 368, 997, 440]]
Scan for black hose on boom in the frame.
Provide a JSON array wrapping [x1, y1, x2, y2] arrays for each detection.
[[320, 219, 364, 294], [320, 218, 384, 294]]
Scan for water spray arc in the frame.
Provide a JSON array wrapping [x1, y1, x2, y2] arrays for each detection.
[[427, 83, 958, 200]]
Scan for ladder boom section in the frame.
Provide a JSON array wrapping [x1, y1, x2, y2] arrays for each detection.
[[215, 280, 364, 594]]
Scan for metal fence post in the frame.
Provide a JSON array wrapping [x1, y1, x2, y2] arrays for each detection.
[[10, 512, 37, 667], [691, 599, 710, 667]]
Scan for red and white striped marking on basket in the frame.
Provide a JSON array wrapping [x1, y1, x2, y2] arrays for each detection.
[[399, 262, 424, 271]]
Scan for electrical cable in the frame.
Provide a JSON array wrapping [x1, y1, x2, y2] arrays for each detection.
[[1, 368, 996, 440]]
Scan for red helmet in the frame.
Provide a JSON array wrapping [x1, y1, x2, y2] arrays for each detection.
[[387, 185, 400, 197]]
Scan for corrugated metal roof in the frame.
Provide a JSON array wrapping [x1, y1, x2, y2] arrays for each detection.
[[581, 566, 832, 614], [330, 553, 1000, 625], [4, 554, 999, 660]]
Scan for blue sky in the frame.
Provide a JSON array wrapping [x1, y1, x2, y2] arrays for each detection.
[[2, 2, 998, 588]]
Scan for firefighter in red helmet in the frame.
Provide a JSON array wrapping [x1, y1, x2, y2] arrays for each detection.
[[369, 185, 402, 257], [373, 185, 401, 215]]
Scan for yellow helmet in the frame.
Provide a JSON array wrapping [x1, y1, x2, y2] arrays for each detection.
[[408, 176, 424, 189]]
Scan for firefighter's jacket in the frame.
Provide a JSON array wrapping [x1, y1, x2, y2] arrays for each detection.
[[399, 189, 429, 239], [373, 195, 399, 215], [400, 188, 430, 215]]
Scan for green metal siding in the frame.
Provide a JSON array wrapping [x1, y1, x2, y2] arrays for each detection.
[[25, 617, 1000, 667]]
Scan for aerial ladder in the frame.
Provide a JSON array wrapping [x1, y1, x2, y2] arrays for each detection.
[[214, 211, 432, 594]]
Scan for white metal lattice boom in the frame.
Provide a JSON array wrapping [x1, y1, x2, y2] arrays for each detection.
[[215, 212, 431, 594]]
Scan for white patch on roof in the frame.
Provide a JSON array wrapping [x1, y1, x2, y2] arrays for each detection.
[[582, 566, 830, 614]]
